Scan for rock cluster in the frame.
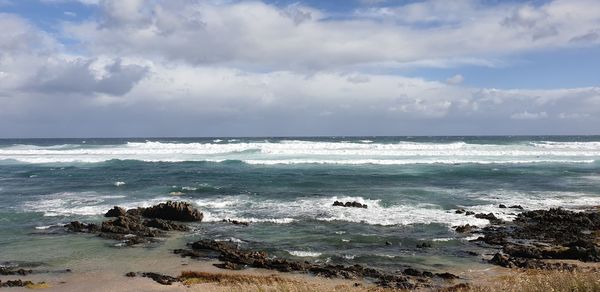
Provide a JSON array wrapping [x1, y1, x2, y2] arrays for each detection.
[[175, 239, 460, 289], [474, 208, 600, 268], [0, 279, 34, 288], [66, 201, 201, 246], [332, 201, 367, 208], [0, 267, 32, 276]]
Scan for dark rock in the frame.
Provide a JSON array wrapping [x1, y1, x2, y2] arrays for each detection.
[[474, 213, 497, 220], [222, 219, 249, 226], [213, 262, 244, 270], [125, 272, 137, 277], [126, 208, 145, 217], [64, 221, 99, 233], [474, 213, 504, 224], [482, 208, 600, 269], [101, 215, 162, 237], [145, 218, 189, 231], [403, 268, 422, 277], [416, 242, 432, 248], [455, 209, 465, 214], [141, 272, 179, 285], [454, 224, 476, 233], [142, 201, 203, 222], [183, 239, 438, 289], [509, 205, 524, 209], [0, 267, 33, 276], [385, 241, 392, 246], [465, 211, 475, 216], [332, 201, 367, 209], [105, 206, 126, 217], [489, 252, 512, 268], [489, 252, 578, 270], [436, 272, 459, 279], [66, 202, 197, 246], [499, 204, 507, 208], [0, 279, 35, 288]]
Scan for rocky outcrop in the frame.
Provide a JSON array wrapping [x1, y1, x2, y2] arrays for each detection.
[[105, 206, 126, 217], [66, 202, 201, 246], [142, 201, 203, 222], [333, 201, 367, 208], [489, 252, 578, 270], [477, 208, 600, 268], [176, 239, 459, 289]]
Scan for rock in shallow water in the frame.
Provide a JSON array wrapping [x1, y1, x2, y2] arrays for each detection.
[[142, 201, 203, 222], [332, 201, 367, 208], [66, 201, 201, 246]]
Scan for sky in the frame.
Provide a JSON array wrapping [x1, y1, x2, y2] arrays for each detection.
[[0, 0, 599, 137]]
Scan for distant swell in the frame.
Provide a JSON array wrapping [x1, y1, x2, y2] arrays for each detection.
[[1, 140, 599, 165]]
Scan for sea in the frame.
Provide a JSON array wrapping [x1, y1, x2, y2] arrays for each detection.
[[1, 136, 600, 273]]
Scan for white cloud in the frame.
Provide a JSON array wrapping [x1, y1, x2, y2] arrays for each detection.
[[558, 112, 591, 119], [1, 1, 600, 136], [446, 74, 464, 85], [61, 0, 600, 70], [510, 111, 548, 120]]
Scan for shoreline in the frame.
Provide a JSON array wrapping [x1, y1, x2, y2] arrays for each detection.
[[2, 202, 599, 291]]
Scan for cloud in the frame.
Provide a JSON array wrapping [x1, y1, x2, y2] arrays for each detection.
[[558, 112, 591, 119], [1, 1, 600, 136], [61, 0, 600, 71], [446, 74, 464, 85], [570, 31, 600, 43], [510, 111, 548, 120], [31, 58, 148, 96]]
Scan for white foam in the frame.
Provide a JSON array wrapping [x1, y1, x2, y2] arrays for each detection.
[[215, 237, 245, 244], [432, 238, 454, 242], [1, 140, 599, 165], [196, 195, 490, 227], [35, 224, 64, 230], [287, 250, 322, 257], [464, 190, 600, 214], [22, 192, 177, 217], [114, 181, 126, 187]]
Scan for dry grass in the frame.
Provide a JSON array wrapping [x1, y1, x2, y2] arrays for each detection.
[[177, 268, 600, 292], [25, 282, 51, 289], [179, 271, 299, 286], [177, 271, 388, 292], [466, 269, 600, 292]]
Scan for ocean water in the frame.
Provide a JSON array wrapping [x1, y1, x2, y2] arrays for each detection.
[[1, 136, 600, 272]]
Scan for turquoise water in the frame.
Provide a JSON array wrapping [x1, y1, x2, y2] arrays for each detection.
[[1, 136, 600, 272]]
